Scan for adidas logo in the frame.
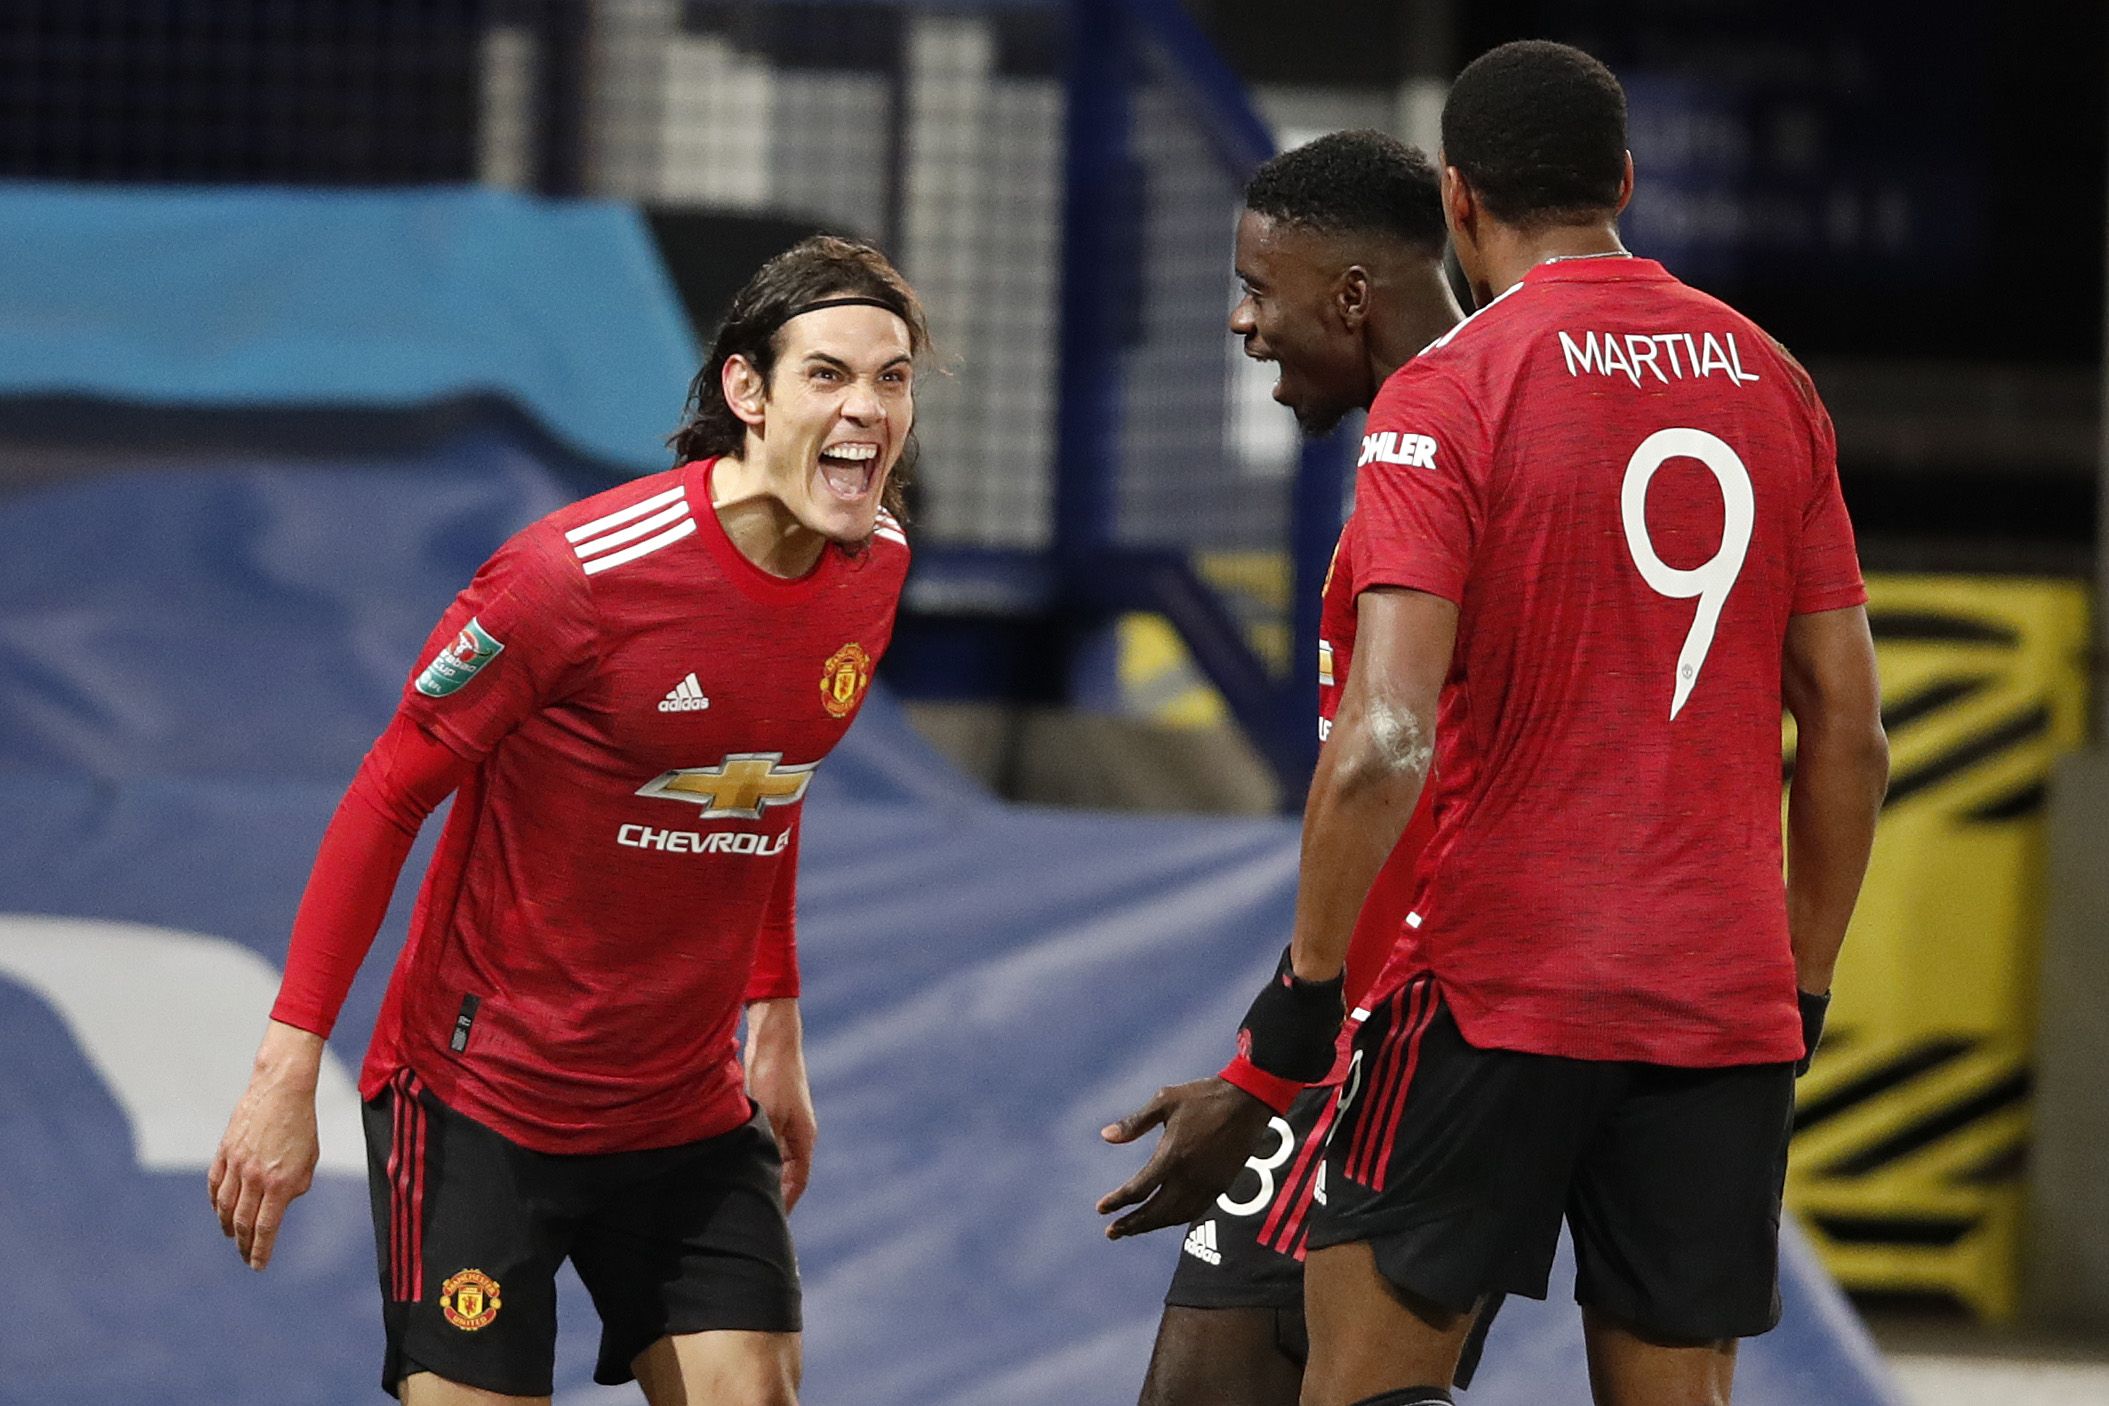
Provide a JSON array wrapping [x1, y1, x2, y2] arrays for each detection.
[[657, 673, 710, 713], [1181, 1220, 1222, 1266]]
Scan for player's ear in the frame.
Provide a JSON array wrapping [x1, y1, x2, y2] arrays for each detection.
[[1615, 151, 1635, 215], [1336, 266, 1373, 331], [1440, 162, 1475, 242], [723, 355, 768, 430]]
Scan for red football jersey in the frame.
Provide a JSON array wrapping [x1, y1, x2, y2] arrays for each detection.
[[362, 457, 908, 1153], [1348, 256, 1865, 1067], [1318, 515, 1437, 1018]]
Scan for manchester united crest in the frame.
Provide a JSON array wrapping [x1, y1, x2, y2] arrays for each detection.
[[439, 1268, 502, 1331], [820, 642, 873, 718]]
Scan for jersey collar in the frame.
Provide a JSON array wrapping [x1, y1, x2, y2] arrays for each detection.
[[1521, 254, 1674, 286]]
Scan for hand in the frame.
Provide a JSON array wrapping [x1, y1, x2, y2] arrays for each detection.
[[1796, 987, 1831, 1077], [1096, 1076, 1272, 1240], [744, 998, 816, 1211], [208, 1020, 325, 1270]]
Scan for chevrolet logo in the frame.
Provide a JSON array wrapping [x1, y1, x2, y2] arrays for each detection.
[[634, 752, 818, 819]]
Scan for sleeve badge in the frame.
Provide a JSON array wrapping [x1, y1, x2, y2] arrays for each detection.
[[415, 617, 505, 698]]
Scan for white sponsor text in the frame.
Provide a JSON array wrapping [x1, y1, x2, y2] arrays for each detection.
[[617, 825, 792, 856]]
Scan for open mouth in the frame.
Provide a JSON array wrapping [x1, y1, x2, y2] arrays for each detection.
[[817, 441, 880, 501]]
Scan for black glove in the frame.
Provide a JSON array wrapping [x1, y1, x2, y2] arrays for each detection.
[[1237, 945, 1345, 1083], [1796, 988, 1830, 1077]]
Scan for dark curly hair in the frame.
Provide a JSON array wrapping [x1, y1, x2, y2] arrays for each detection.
[[670, 235, 929, 521], [1441, 40, 1628, 228], [1244, 129, 1446, 254]]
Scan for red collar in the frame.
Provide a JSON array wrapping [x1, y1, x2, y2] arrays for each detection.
[[1519, 255, 1673, 286]]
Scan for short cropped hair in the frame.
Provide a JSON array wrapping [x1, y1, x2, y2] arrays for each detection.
[[1441, 41, 1627, 227], [1244, 129, 1446, 254], [670, 235, 928, 518]]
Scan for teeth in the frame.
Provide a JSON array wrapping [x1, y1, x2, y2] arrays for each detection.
[[823, 443, 878, 461]]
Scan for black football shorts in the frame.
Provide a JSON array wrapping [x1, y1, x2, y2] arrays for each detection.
[[1308, 974, 1796, 1342], [1164, 1081, 1342, 1311], [363, 1069, 801, 1398]]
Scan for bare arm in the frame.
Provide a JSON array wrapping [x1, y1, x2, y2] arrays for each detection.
[[1288, 587, 1457, 982], [209, 1020, 326, 1270], [1781, 605, 1888, 994], [1095, 587, 1455, 1238], [211, 716, 470, 1269], [745, 997, 816, 1211]]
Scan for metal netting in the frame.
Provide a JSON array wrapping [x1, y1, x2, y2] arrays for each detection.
[[0, 0, 485, 186], [578, 1, 1279, 566], [1116, 77, 1274, 552], [582, 1, 1067, 549]]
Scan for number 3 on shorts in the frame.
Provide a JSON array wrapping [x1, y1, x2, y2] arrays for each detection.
[[1620, 427, 1754, 720], [1216, 1116, 1296, 1217]]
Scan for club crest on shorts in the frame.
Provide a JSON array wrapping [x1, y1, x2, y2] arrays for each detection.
[[820, 641, 873, 718], [415, 618, 504, 697], [439, 1268, 502, 1330]]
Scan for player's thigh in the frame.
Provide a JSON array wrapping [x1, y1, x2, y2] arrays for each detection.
[[398, 1370, 550, 1406], [1302, 1241, 1481, 1406], [1138, 1306, 1302, 1406], [633, 1329, 800, 1406], [571, 1107, 802, 1388], [1312, 977, 1606, 1312], [1580, 1307, 1737, 1406], [1567, 1060, 1796, 1344], [364, 1072, 573, 1400]]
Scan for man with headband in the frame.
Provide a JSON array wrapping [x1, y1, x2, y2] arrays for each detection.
[[211, 236, 927, 1406]]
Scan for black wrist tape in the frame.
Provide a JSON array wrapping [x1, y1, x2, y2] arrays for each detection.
[[1237, 945, 1346, 1083], [1796, 988, 1830, 1077]]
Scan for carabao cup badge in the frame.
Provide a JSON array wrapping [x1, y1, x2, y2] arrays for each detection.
[[415, 617, 504, 697], [440, 1268, 502, 1330], [820, 641, 873, 718]]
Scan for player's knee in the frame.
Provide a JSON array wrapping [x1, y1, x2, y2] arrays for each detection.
[[1347, 1389, 1452, 1406]]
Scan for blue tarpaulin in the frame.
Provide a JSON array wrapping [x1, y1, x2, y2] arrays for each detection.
[[0, 435, 1907, 1405], [0, 183, 698, 473]]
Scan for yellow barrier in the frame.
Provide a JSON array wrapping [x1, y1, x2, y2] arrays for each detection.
[[1115, 552, 1290, 729], [1787, 575, 2090, 1320]]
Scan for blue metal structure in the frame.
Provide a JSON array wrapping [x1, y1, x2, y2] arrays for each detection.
[[1036, 0, 1343, 801]]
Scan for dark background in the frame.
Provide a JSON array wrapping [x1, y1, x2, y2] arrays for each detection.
[[1189, 0, 2106, 369]]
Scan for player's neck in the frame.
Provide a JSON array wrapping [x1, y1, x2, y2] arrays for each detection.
[[711, 456, 829, 578], [1368, 261, 1467, 382], [1474, 219, 1627, 303]]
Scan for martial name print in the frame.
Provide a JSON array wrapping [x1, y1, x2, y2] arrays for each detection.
[[1557, 329, 1761, 387]]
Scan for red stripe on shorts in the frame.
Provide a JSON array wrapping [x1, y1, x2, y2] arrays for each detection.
[[386, 1070, 428, 1302], [1258, 1091, 1341, 1256], [1367, 982, 1440, 1190], [1344, 981, 1415, 1183], [1347, 977, 1435, 1185], [406, 1073, 428, 1302], [386, 1073, 407, 1299]]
